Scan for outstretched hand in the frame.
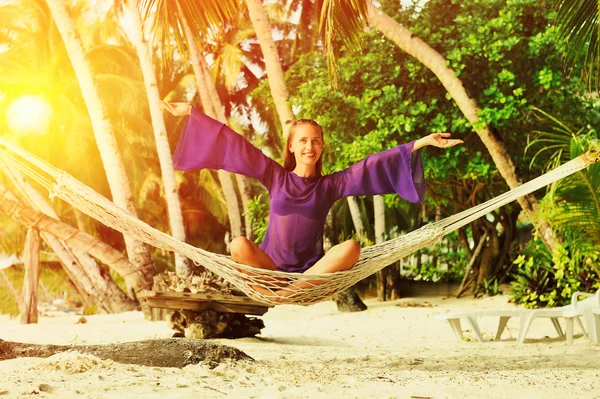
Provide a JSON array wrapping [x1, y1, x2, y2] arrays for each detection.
[[162, 101, 191, 117], [413, 133, 463, 152], [425, 133, 464, 148]]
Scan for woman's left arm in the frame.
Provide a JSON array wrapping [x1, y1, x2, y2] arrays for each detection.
[[329, 133, 463, 203], [412, 133, 463, 152]]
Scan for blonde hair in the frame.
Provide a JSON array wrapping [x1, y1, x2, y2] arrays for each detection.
[[282, 119, 324, 176]]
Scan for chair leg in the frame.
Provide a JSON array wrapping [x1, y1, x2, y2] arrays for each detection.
[[464, 315, 484, 343], [575, 316, 587, 339], [565, 317, 574, 345], [447, 318, 464, 341], [590, 312, 600, 344], [551, 317, 564, 338], [518, 313, 535, 344], [495, 316, 511, 341]]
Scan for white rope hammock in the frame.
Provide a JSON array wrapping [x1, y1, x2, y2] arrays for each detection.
[[0, 135, 597, 305]]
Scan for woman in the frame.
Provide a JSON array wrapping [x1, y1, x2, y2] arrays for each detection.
[[164, 101, 462, 297]]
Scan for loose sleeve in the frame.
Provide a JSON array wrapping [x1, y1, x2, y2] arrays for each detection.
[[172, 108, 279, 190], [330, 141, 426, 203]]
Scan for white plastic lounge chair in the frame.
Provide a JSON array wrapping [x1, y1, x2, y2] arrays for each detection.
[[436, 311, 486, 342], [438, 308, 577, 343], [590, 308, 600, 344], [439, 292, 599, 343], [563, 289, 600, 344]]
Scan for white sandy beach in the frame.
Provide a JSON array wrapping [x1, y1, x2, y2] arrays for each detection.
[[1, 294, 599, 399]]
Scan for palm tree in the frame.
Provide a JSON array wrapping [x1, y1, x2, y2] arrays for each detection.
[[118, 1, 192, 277], [199, 54, 255, 240], [286, 0, 324, 63], [43, 0, 156, 293], [182, 18, 245, 239], [138, 0, 295, 130], [319, 0, 561, 254], [0, 0, 157, 301], [244, 0, 296, 127], [526, 109, 600, 259], [552, 0, 600, 91]]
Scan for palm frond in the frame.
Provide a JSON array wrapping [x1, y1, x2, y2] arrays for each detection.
[[553, 0, 600, 90], [531, 107, 600, 255], [319, 0, 369, 86], [136, 0, 241, 70]]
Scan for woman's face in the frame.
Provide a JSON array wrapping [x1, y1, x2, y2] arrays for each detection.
[[289, 124, 323, 168]]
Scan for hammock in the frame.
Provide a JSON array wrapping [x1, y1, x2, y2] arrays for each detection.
[[0, 135, 597, 305]]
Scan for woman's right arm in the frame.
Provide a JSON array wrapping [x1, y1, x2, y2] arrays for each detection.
[[165, 102, 280, 190]]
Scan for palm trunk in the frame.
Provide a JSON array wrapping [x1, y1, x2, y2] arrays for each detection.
[[336, 196, 368, 311], [19, 227, 40, 324], [45, 0, 156, 290], [199, 55, 254, 240], [183, 19, 243, 239], [245, 0, 295, 128], [347, 196, 365, 242], [366, 1, 560, 254], [125, 1, 192, 277], [199, 57, 225, 124], [374, 195, 392, 301]]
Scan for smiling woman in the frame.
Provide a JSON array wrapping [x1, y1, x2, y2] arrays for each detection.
[[6, 94, 53, 135]]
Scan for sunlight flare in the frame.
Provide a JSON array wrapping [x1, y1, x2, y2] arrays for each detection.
[[6, 94, 53, 135]]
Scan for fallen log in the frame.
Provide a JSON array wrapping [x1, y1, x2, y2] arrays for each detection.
[[0, 338, 252, 368]]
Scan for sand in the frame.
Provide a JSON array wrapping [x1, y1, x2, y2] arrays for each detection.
[[1, 294, 599, 398]]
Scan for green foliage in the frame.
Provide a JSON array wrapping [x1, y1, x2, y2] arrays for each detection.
[[405, 258, 464, 283], [511, 111, 600, 308], [527, 108, 600, 258], [510, 240, 599, 308], [402, 233, 467, 282], [246, 192, 270, 244], [481, 277, 500, 296]]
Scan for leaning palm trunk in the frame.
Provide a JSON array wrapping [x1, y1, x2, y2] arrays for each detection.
[[183, 19, 243, 239], [125, 1, 192, 277], [366, 1, 560, 253], [44, 0, 156, 291], [0, 183, 138, 312], [245, 0, 295, 129]]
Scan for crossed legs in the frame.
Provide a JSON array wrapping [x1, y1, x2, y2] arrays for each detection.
[[230, 237, 360, 300]]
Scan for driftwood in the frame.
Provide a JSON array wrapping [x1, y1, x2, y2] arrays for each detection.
[[0, 338, 253, 368]]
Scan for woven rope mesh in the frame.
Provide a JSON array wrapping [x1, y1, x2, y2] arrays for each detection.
[[0, 136, 596, 306]]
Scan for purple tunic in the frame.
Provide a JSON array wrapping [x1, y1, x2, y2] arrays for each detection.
[[173, 109, 426, 273]]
